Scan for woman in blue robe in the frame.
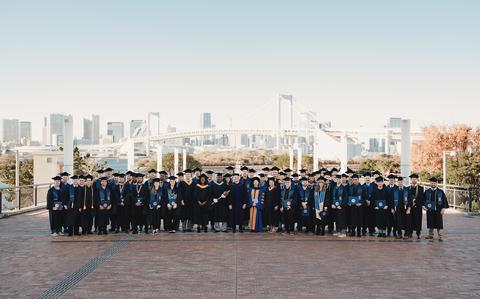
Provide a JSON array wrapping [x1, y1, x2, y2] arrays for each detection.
[[247, 177, 265, 232]]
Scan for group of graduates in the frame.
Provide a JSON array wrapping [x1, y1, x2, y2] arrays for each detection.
[[46, 165, 449, 240]]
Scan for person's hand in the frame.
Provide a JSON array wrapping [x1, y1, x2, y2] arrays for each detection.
[[173, 203, 177, 209], [441, 209, 445, 215], [383, 206, 387, 210], [331, 205, 335, 209], [391, 209, 395, 214], [406, 208, 411, 215], [374, 207, 379, 210], [229, 205, 232, 210], [107, 205, 111, 210], [337, 206, 342, 210], [242, 204, 247, 209], [274, 206, 279, 211], [356, 203, 361, 207], [280, 207, 284, 212], [366, 200, 370, 206]]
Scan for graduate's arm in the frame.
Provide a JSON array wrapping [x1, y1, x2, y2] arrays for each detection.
[[291, 190, 299, 208], [417, 186, 424, 206], [46, 189, 53, 209], [307, 191, 314, 208], [442, 191, 449, 209]]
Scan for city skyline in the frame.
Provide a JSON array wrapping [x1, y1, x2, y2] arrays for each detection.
[[1, 1, 479, 141]]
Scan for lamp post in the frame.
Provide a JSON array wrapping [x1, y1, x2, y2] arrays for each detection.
[[442, 150, 456, 189]]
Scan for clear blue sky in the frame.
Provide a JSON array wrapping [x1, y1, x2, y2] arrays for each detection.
[[1, 0, 479, 140]]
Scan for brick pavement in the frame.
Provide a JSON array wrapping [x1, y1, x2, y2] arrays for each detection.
[[0, 210, 479, 298]]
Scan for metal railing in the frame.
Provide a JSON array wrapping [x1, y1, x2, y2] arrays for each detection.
[[419, 182, 479, 214], [1, 183, 52, 213]]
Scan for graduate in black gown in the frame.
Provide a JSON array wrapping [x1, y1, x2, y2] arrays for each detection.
[[193, 174, 211, 232], [406, 173, 424, 239], [179, 169, 195, 232], [262, 177, 280, 232], [131, 173, 147, 234], [112, 174, 130, 233], [280, 179, 298, 234], [210, 173, 230, 232], [164, 176, 181, 233], [347, 174, 365, 237], [65, 175, 80, 236], [372, 176, 390, 237], [362, 172, 376, 236], [385, 174, 398, 237], [423, 177, 449, 241], [311, 177, 331, 235], [77, 175, 95, 234], [330, 174, 349, 237], [94, 177, 113, 235], [391, 177, 408, 239], [228, 173, 248, 233], [297, 177, 314, 233], [147, 178, 163, 234], [46, 176, 66, 236]]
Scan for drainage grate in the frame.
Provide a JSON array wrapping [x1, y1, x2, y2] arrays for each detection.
[[36, 234, 133, 299]]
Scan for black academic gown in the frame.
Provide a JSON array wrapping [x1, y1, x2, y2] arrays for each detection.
[[424, 188, 449, 229], [262, 186, 280, 227], [372, 186, 390, 230], [179, 181, 196, 222], [193, 184, 211, 226], [77, 185, 95, 232], [408, 184, 424, 233], [210, 181, 229, 223]]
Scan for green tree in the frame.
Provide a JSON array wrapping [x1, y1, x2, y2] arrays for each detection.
[[73, 147, 106, 175], [0, 155, 34, 187], [446, 152, 480, 186], [136, 153, 202, 173], [358, 155, 400, 174]]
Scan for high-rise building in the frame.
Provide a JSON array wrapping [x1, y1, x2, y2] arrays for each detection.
[[130, 120, 145, 137], [200, 113, 212, 129], [107, 122, 124, 143], [0, 119, 19, 143], [148, 112, 160, 136], [387, 117, 402, 129], [42, 113, 65, 145], [19, 121, 32, 144], [92, 114, 100, 144], [83, 118, 93, 144]]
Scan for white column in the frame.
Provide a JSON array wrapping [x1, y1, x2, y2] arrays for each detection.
[[174, 148, 179, 176], [401, 119, 411, 184], [146, 114, 150, 157], [127, 140, 135, 171], [289, 146, 294, 170], [182, 148, 187, 171], [385, 129, 392, 155], [63, 115, 74, 174], [313, 130, 319, 172], [297, 147, 302, 172], [340, 132, 348, 173], [156, 146, 163, 171]]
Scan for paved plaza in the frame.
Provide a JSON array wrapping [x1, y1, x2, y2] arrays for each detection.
[[0, 210, 479, 298]]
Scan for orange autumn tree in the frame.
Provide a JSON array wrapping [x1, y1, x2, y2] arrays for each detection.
[[411, 124, 472, 178]]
